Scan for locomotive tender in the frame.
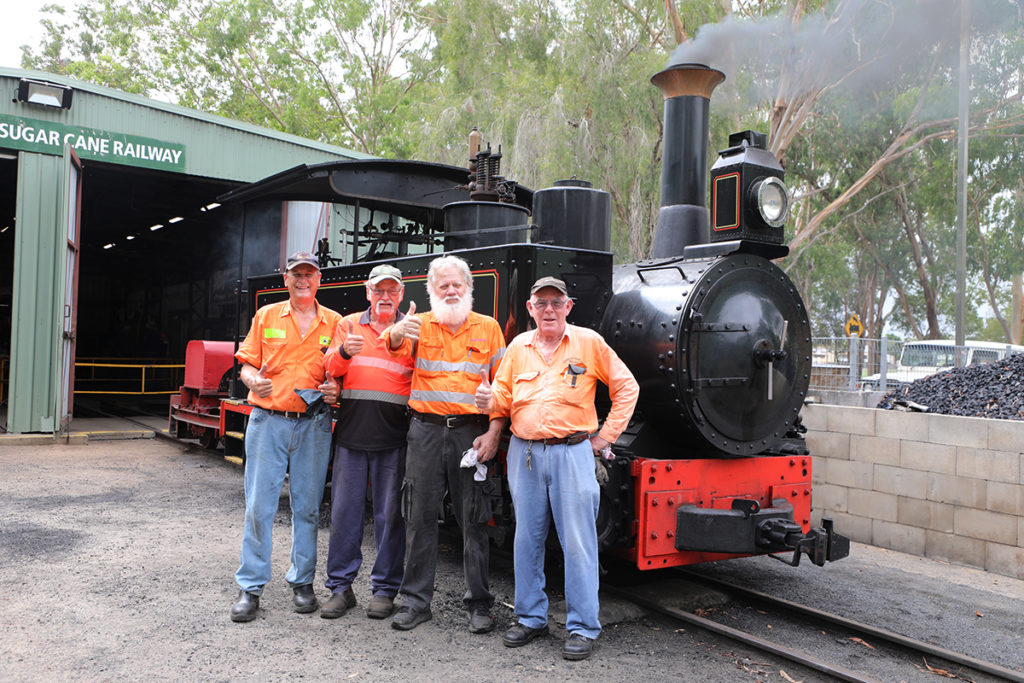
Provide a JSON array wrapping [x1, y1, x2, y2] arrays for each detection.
[[177, 63, 849, 571]]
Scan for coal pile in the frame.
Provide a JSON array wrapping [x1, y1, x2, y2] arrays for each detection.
[[876, 352, 1024, 420]]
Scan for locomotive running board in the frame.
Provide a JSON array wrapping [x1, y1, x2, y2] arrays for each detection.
[[675, 498, 850, 566]]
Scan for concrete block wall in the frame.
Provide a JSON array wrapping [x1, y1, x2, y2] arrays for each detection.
[[803, 404, 1024, 580]]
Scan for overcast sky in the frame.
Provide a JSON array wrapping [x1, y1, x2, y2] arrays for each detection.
[[1, 0, 70, 69]]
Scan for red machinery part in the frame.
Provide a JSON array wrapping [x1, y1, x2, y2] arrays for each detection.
[[184, 340, 236, 394], [629, 456, 813, 570]]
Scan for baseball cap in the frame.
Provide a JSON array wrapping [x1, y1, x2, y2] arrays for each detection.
[[367, 264, 403, 286], [530, 276, 568, 295], [286, 251, 320, 271]]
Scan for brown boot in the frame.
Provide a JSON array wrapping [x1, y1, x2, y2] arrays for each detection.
[[366, 594, 395, 619], [320, 588, 356, 618]]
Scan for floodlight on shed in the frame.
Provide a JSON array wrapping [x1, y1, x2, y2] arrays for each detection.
[[17, 78, 74, 109], [103, 243, 115, 250], [168, 216, 184, 223], [202, 203, 221, 211], [150, 224, 164, 231]]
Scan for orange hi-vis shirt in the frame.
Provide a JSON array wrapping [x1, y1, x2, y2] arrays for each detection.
[[385, 310, 506, 416], [489, 324, 639, 444], [236, 300, 342, 413], [323, 310, 414, 405]]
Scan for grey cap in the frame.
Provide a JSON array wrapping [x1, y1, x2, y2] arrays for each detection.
[[530, 276, 568, 295], [367, 264, 403, 286], [286, 251, 320, 271]]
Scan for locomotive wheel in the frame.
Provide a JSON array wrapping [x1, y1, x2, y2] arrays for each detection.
[[199, 427, 220, 450]]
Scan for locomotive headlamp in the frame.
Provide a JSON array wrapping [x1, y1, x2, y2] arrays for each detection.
[[709, 130, 788, 246], [753, 177, 789, 228]]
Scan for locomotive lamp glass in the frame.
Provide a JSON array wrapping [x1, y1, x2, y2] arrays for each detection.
[[754, 177, 789, 228]]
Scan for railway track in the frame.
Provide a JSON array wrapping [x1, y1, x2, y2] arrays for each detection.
[[606, 570, 1023, 683]]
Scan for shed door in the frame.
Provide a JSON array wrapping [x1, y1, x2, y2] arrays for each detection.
[[59, 146, 82, 430]]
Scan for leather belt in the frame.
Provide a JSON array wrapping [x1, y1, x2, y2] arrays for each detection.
[[411, 411, 488, 429], [264, 408, 311, 420], [536, 431, 589, 446]]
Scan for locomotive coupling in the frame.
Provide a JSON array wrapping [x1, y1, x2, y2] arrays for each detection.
[[674, 498, 849, 566]]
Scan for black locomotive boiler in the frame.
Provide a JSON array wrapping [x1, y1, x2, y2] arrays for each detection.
[[210, 63, 849, 571]]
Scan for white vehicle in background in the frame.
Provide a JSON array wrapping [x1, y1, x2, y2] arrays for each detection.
[[861, 339, 1024, 390]]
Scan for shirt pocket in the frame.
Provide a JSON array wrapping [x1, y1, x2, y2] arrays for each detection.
[[553, 364, 593, 404], [416, 338, 446, 377], [511, 370, 542, 404]]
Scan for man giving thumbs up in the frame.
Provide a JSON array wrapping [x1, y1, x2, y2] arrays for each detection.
[[382, 254, 506, 636], [319, 263, 414, 621]]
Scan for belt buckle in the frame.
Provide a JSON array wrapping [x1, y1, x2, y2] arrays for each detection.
[[445, 415, 457, 429]]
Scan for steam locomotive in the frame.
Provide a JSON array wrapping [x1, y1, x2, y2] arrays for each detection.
[[171, 63, 849, 571]]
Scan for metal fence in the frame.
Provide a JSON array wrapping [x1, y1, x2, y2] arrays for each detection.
[[810, 337, 902, 392]]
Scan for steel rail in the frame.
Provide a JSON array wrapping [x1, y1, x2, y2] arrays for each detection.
[[680, 570, 1024, 682], [605, 584, 882, 683]]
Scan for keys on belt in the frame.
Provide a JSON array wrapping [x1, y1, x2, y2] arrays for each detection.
[[524, 431, 590, 470]]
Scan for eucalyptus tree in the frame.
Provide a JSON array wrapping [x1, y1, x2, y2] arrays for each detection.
[[24, 0, 435, 157]]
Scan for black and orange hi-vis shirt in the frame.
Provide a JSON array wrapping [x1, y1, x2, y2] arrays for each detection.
[[384, 310, 506, 416], [236, 300, 343, 413]]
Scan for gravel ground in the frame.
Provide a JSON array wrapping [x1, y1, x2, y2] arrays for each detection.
[[2, 437, 1022, 682]]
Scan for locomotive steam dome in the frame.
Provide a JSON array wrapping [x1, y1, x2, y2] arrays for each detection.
[[601, 254, 811, 456]]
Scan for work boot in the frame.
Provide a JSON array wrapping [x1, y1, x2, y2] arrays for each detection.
[[562, 633, 595, 661], [501, 623, 548, 647], [320, 588, 356, 619], [468, 608, 495, 634], [230, 590, 259, 623], [391, 606, 432, 631], [366, 594, 394, 619], [292, 584, 319, 614]]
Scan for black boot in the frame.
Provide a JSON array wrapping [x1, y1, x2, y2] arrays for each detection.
[[292, 584, 319, 613], [230, 590, 259, 622]]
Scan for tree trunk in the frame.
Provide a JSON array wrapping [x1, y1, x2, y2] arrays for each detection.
[[1012, 273, 1023, 345]]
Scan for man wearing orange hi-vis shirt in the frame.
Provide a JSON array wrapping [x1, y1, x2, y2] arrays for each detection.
[[320, 264, 414, 621], [383, 254, 506, 634], [229, 251, 342, 623], [476, 276, 639, 661]]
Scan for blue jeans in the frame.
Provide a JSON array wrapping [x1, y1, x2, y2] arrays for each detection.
[[506, 435, 601, 639], [235, 407, 333, 594], [325, 444, 406, 597]]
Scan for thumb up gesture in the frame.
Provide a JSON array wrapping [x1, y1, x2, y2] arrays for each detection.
[[389, 301, 421, 347], [474, 370, 493, 413], [342, 319, 364, 357]]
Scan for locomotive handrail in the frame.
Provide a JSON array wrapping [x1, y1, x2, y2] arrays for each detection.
[[635, 264, 687, 283]]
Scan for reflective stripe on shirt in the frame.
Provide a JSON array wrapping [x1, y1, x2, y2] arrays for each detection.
[[409, 389, 476, 405], [340, 388, 410, 405], [351, 354, 414, 378]]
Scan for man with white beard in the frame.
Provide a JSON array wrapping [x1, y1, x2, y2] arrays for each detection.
[[383, 254, 506, 634]]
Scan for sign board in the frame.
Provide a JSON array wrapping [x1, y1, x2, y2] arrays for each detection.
[[844, 313, 865, 337], [0, 113, 186, 172]]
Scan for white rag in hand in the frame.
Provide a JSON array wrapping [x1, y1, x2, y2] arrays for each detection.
[[460, 447, 487, 482]]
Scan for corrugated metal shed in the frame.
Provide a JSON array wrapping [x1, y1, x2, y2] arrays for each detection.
[[0, 67, 370, 434]]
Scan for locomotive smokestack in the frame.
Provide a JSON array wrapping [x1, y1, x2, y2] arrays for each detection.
[[650, 63, 725, 258]]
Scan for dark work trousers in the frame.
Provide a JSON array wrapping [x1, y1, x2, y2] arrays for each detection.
[[398, 417, 494, 613], [324, 443, 407, 598]]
